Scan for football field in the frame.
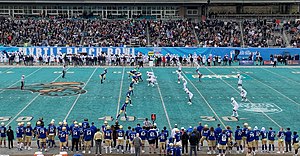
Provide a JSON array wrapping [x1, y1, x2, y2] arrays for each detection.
[[0, 66, 300, 132]]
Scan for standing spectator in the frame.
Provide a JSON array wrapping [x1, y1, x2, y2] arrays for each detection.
[[133, 133, 142, 156], [94, 128, 103, 156], [0, 122, 6, 148], [6, 126, 14, 149], [189, 129, 199, 156], [285, 128, 292, 153], [181, 128, 189, 155]]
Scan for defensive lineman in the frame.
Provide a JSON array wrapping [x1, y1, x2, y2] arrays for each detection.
[[231, 97, 239, 118]]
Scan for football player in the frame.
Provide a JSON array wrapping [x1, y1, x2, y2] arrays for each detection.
[[116, 101, 129, 120], [0, 122, 6, 148], [240, 88, 247, 102], [116, 125, 125, 153], [268, 127, 276, 152], [185, 88, 193, 105], [104, 125, 113, 153], [176, 70, 182, 84], [237, 74, 242, 90], [235, 126, 243, 154], [24, 122, 33, 150], [47, 121, 56, 148], [182, 78, 187, 90], [231, 97, 239, 118], [277, 127, 285, 154], [196, 69, 203, 82], [100, 68, 107, 84], [261, 127, 268, 152]]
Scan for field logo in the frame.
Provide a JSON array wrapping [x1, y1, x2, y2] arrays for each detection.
[[7, 82, 87, 96], [239, 103, 282, 114]]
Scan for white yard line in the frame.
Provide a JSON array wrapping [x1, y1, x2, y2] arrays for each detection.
[[0, 67, 42, 94], [116, 67, 125, 116], [151, 68, 172, 130], [181, 72, 226, 128], [262, 68, 300, 85], [205, 67, 281, 128], [64, 67, 98, 121], [5, 67, 68, 127], [235, 68, 300, 107]]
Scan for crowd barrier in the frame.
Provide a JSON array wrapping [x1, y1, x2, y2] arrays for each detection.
[[1, 46, 300, 61]]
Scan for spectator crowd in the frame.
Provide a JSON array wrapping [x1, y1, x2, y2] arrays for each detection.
[[0, 17, 292, 48]]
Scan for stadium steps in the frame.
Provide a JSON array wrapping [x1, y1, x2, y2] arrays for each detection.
[[192, 23, 200, 46]]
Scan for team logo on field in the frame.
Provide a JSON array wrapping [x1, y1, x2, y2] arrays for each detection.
[[239, 103, 282, 114], [7, 82, 87, 96]]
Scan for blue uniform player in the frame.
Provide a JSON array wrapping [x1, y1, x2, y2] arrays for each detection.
[[218, 130, 228, 156], [0, 122, 7, 148], [139, 127, 148, 152], [268, 127, 276, 152], [158, 130, 167, 154], [100, 68, 107, 84], [234, 126, 243, 153], [129, 129, 137, 154], [148, 128, 158, 154], [293, 131, 299, 155], [261, 127, 268, 152], [116, 101, 129, 120], [247, 127, 256, 154]]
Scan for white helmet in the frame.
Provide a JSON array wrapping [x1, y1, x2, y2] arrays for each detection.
[[1, 122, 4, 126], [231, 97, 234, 101]]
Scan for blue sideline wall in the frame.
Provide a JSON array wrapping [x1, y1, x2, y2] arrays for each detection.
[[1, 47, 299, 60]]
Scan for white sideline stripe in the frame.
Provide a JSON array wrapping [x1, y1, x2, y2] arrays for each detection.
[[116, 67, 125, 116], [64, 67, 98, 120], [5, 67, 67, 127], [151, 68, 172, 130], [0, 68, 42, 93], [181, 72, 226, 128], [0, 67, 15, 73], [262, 68, 300, 85], [205, 67, 281, 128], [235, 68, 300, 107]]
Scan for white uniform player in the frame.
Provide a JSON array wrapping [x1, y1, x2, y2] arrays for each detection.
[[237, 74, 242, 89], [177, 71, 182, 84], [185, 88, 193, 105], [147, 75, 157, 87], [240, 88, 247, 101], [147, 71, 154, 76], [231, 97, 239, 118], [183, 78, 187, 90]]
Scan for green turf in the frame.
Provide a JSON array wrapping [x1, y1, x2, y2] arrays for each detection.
[[0, 66, 299, 133]]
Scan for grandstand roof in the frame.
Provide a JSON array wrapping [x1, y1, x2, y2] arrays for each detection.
[[0, 0, 299, 4]]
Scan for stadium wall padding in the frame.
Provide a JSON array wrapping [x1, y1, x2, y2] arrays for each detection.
[[1, 46, 299, 60]]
